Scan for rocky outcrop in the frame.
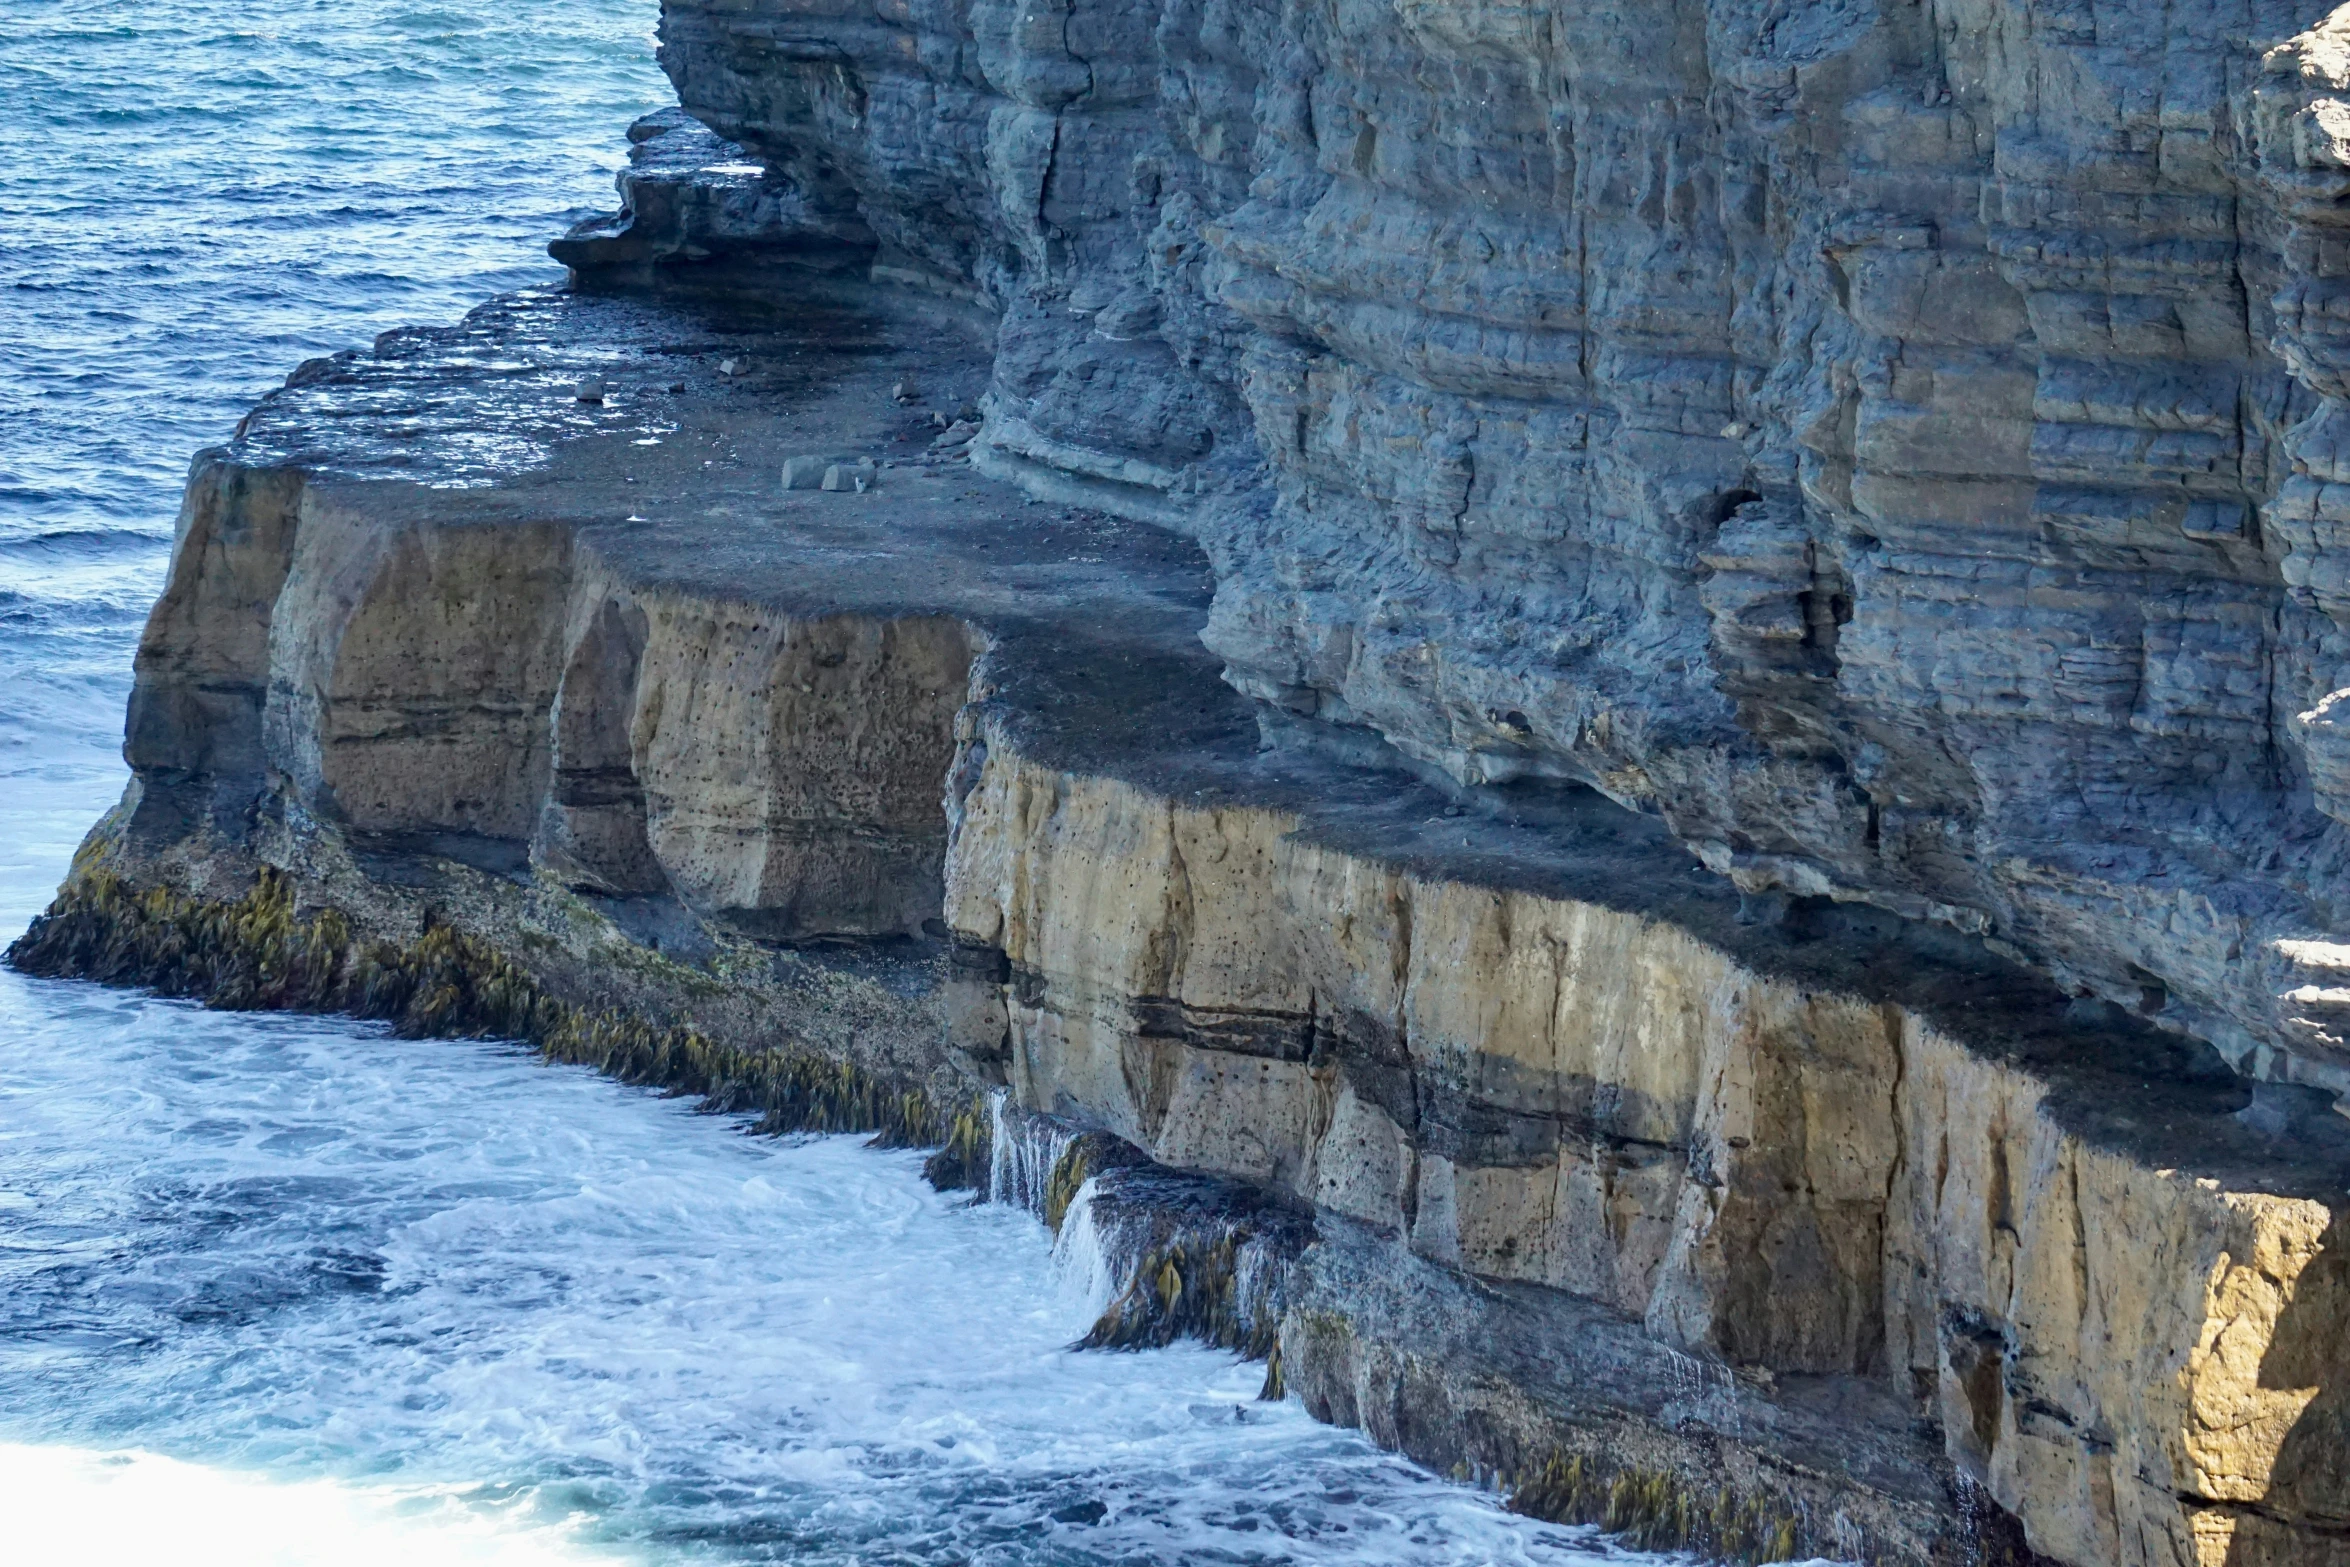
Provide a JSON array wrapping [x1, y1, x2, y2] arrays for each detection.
[[15, 268, 2344, 1564], [638, 0, 2350, 1108], [28, 1, 2350, 1560], [945, 728, 2350, 1566]]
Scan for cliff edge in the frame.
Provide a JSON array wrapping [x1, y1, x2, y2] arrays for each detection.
[[17, 1, 2350, 1563], [633, 0, 2350, 1106]]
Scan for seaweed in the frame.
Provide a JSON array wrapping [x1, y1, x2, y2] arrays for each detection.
[[1041, 1130, 1148, 1233], [1077, 1231, 1280, 1357], [1052, 1142, 1305, 1368], [7, 868, 946, 1144], [921, 1091, 995, 1190], [1508, 1450, 1811, 1563]]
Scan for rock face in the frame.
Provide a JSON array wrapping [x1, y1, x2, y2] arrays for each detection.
[[23, 270, 2341, 1565], [28, 2, 2350, 1562], [947, 731, 2350, 1566], [650, 0, 2350, 1104]]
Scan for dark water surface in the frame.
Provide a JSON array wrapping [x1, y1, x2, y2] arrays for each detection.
[[0, 5, 1656, 1562]]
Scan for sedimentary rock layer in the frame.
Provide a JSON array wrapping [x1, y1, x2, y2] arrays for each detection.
[[947, 728, 2350, 1566], [630, 0, 2350, 1105], [25, 279, 2347, 1564]]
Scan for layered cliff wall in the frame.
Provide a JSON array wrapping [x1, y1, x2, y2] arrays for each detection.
[[638, 0, 2350, 1104], [20, 1, 2350, 1562], [8, 270, 2340, 1563]]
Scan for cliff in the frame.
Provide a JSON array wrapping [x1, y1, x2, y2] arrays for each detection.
[[18, 1, 2350, 1563], [641, 0, 2350, 1106]]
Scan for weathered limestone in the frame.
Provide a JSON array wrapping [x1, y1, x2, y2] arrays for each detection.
[[27, 276, 2346, 1564], [943, 736, 2350, 1564], [548, 16, 2350, 1547], [636, 0, 2350, 1108], [614, 593, 975, 938], [51, 0, 2350, 1527], [547, 108, 870, 290]]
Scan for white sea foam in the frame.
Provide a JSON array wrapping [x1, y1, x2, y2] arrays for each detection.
[[0, 1444, 623, 1567], [0, 969, 1629, 1565]]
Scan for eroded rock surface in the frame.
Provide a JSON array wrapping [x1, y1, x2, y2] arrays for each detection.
[[637, 0, 2350, 1106], [24, 273, 2339, 1564], [37, 0, 2350, 1559]]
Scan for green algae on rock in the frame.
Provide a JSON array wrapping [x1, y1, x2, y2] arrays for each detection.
[[1509, 1453, 1805, 1565], [918, 1091, 998, 1190], [1039, 1130, 1151, 1235], [8, 867, 950, 1147]]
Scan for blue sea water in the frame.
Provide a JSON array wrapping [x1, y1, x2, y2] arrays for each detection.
[[0, 6, 1668, 1564], [0, 0, 674, 786]]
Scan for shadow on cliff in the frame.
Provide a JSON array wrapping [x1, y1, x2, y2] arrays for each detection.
[[2224, 1211, 2350, 1566]]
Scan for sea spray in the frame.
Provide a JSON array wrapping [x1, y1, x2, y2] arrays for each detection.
[[984, 1090, 1080, 1214], [954, 1094, 1308, 1381]]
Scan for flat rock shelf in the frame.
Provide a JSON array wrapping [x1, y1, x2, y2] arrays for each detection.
[[17, 257, 2350, 1567]]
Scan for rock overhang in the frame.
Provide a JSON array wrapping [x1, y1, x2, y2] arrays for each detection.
[[634, 0, 2350, 1116], [58, 25, 2350, 1548], [190, 277, 2350, 1207]]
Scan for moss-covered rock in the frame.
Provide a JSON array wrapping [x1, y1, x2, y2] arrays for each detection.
[[1509, 1451, 1804, 1563]]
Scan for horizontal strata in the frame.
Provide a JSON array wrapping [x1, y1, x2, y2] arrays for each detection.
[[640, 0, 2350, 1113], [16, 277, 2349, 1567]]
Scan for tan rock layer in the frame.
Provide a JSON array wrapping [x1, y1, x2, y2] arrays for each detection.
[[646, 0, 2350, 1105], [62, 292, 2350, 1567], [944, 737, 2350, 1567]]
